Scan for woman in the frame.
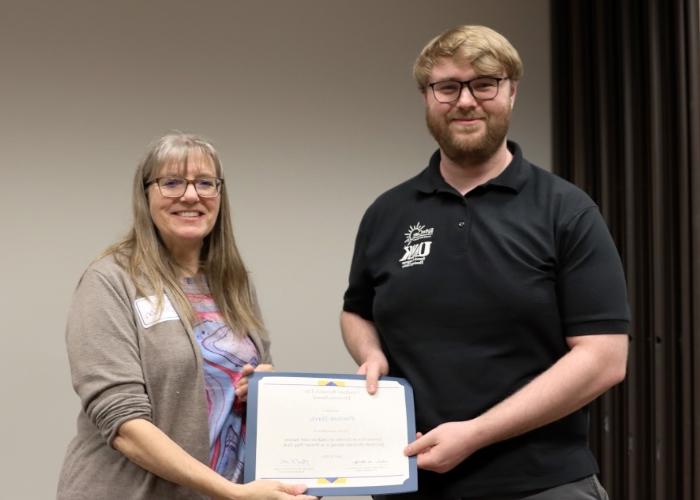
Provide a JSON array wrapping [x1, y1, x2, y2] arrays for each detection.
[[57, 133, 314, 500]]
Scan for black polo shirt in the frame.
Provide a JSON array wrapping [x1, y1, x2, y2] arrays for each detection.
[[343, 141, 630, 497]]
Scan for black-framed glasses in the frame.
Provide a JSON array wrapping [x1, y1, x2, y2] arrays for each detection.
[[146, 176, 223, 198], [428, 76, 508, 103]]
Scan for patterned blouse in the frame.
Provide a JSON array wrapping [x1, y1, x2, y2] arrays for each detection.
[[182, 275, 259, 482]]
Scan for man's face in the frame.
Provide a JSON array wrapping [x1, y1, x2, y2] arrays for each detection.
[[424, 57, 517, 165]]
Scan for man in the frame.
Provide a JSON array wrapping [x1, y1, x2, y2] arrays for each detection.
[[341, 25, 629, 500]]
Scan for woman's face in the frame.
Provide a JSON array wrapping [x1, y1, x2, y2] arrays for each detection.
[[147, 153, 221, 255]]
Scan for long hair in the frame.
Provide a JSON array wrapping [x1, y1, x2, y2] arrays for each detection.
[[104, 132, 264, 335]]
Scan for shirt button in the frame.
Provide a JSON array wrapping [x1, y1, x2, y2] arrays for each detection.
[[457, 221, 465, 228]]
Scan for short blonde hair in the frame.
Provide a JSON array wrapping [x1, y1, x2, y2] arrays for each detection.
[[413, 25, 523, 92]]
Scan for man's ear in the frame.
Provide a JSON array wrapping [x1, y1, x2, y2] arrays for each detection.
[[509, 80, 518, 108]]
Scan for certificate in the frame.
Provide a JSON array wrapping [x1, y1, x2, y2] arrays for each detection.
[[244, 372, 418, 496]]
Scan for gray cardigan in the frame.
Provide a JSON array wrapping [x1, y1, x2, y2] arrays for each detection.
[[57, 255, 272, 500]]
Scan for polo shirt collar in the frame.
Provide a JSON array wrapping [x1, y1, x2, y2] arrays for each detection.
[[415, 140, 530, 195]]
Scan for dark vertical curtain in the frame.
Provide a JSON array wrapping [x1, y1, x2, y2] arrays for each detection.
[[551, 0, 700, 499]]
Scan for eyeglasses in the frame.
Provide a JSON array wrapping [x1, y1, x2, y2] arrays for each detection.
[[146, 176, 223, 198], [428, 76, 508, 103]]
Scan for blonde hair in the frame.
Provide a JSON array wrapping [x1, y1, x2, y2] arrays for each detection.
[[104, 132, 264, 335], [413, 25, 523, 92]]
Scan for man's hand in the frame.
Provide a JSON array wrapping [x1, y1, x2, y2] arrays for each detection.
[[340, 311, 389, 395], [404, 334, 628, 475], [404, 421, 480, 473], [356, 352, 388, 395]]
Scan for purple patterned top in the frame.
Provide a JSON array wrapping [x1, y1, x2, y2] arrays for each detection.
[[182, 275, 259, 482]]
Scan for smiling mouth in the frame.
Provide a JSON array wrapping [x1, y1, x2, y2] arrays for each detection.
[[173, 211, 203, 217], [451, 115, 483, 122], [450, 118, 483, 129]]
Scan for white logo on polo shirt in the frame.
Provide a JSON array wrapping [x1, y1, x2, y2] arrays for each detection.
[[399, 222, 434, 268]]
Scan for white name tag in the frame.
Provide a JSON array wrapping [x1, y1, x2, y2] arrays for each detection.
[[134, 295, 180, 328]]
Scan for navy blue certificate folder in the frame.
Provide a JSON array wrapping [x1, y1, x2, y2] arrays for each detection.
[[244, 372, 418, 496]]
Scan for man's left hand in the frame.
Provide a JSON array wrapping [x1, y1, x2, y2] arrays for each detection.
[[404, 421, 478, 473]]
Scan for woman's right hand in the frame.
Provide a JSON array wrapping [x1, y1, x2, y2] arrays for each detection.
[[235, 363, 274, 402], [228, 480, 317, 499]]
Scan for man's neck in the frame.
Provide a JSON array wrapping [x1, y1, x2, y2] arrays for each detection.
[[439, 143, 512, 196]]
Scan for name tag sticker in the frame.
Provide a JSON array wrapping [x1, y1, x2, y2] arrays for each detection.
[[134, 295, 180, 328]]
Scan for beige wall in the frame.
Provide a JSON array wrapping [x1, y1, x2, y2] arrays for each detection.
[[0, 1, 550, 498]]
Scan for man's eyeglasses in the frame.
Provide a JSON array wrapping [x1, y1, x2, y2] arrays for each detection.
[[428, 77, 508, 103], [146, 176, 223, 198]]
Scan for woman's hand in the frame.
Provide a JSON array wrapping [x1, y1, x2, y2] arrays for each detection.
[[225, 480, 316, 500], [234, 363, 273, 401], [114, 419, 315, 500]]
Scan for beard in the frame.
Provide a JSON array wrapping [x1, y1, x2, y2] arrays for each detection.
[[426, 107, 511, 165]]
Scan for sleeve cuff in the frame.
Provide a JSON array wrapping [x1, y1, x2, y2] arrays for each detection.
[[565, 320, 630, 337], [342, 298, 374, 321], [88, 392, 153, 446]]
